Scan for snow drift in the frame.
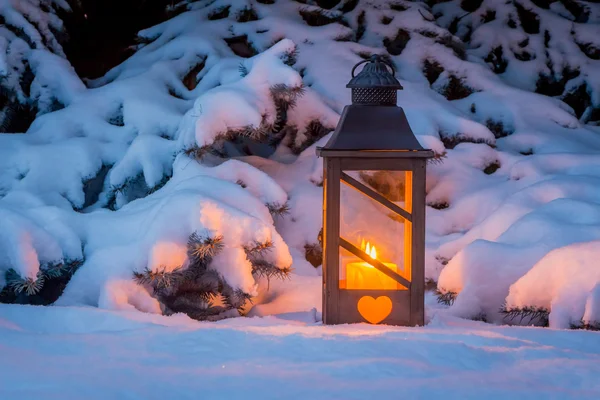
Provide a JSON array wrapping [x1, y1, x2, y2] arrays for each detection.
[[1, 0, 600, 328]]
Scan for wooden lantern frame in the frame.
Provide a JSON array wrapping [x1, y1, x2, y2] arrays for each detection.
[[318, 150, 431, 326], [316, 55, 433, 326]]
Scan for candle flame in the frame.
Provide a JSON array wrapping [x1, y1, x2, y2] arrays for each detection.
[[360, 239, 377, 259], [363, 241, 377, 259]]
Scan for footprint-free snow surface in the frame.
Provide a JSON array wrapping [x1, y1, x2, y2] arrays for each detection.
[[1, 304, 600, 399]]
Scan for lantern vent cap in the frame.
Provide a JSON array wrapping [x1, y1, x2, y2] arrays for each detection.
[[346, 55, 403, 90]]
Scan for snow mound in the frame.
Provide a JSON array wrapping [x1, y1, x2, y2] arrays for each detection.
[[506, 241, 600, 329], [0, 0, 70, 130], [58, 154, 292, 311]]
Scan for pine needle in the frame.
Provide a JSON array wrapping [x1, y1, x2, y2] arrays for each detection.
[[9, 276, 44, 296], [435, 289, 457, 306], [500, 304, 549, 326], [571, 320, 600, 331], [187, 232, 225, 261], [243, 240, 274, 257], [266, 202, 290, 217], [133, 265, 183, 290], [222, 287, 253, 310], [251, 259, 292, 281], [270, 84, 305, 109]]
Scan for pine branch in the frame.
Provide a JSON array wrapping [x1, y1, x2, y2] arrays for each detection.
[[243, 240, 274, 257], [222, 286, 253, 311], [40, 259, 83, 279], [184, 144, 213, 160], [280, 47, 299, 66], [269, 83, 305, 136], [266, 202, 290, 217], [435, 288, 457, 306], [163, 280, 219, 308], [41, 262, 67, 279], [239, 62, 249, 77], [7, 271, 45, 296], [428, 153, 447, 165], [182, 268, 221, 294], [270, 84, 305, 109], [299, 7, 342, 27], [425, 278, 438, 292], [187, 232, 224, 263], [571, 320, 600, 331], [289, 119, 333, 154], [500, 304, 549, 326], [470, 312, 488, 323], [251, 259, 292, 281], [227, 116, 274, 141], [133, 265, 183, 291], [163, 291, 226, 321]]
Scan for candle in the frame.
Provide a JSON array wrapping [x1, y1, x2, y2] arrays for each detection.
[[346, 261, 398, 289], [345, 242, 399, 290]]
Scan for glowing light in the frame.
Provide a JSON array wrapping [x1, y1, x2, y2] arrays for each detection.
[[345, 239, 398, 289], [362, 240, 377, 261]]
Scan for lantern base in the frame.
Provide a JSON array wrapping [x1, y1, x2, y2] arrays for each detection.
[[323, 289, 421, 326]]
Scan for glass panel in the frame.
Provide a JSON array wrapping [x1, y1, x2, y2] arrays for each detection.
[[347, 170, 412, 213], [339, 170, 412, 290]]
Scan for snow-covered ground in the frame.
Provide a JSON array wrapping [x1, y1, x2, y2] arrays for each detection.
[[1, 303, 600, 399], [1, 0, 600, 365]]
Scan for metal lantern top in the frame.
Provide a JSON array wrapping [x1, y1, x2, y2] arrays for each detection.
[[347, 55, 403, 106], [317, 55, 434, 158]]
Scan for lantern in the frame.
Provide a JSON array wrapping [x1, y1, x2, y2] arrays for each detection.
[[317, 55, 433, 326]]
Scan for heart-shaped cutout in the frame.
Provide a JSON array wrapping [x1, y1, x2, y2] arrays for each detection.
[[357, 296, 392, 324]]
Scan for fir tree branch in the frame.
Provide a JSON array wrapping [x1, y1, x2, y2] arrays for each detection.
[[279, 46, 299, 66], [177, 269, 221, 300], [7, 270, 45, 296], [41, 262, 68, 279], [271, 84, 305, 109], [500, 304, 549, 326], [251, 259, 292, 281], [243, 240, 274, 257], [133, 265, 183, 291], [187, 233, 225, 262], [40, 259, 83, 279], [435, 288, 457, 306], [266, 202, 290, 217], [570, 320, 600, 331], [221, 286, 253, 311], [239, 62, 249, 77]]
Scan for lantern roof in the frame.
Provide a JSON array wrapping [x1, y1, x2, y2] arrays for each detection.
[[318, 105, 433, 157], [318, 55, 434, 158]]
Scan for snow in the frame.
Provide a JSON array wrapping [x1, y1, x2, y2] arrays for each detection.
[[506, 241, 600, 329], [1, 304, 600, 399], [54, 153, 292, 309], [0, 1, 67, 80], [2, 1, 600, 394], [1, 0, 600, 331]]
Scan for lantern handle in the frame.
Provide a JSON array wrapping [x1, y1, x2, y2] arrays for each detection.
[[351, 55, 396, 78]]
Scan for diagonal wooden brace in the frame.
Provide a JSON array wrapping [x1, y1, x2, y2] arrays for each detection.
[[340, 172, 412, 222]]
